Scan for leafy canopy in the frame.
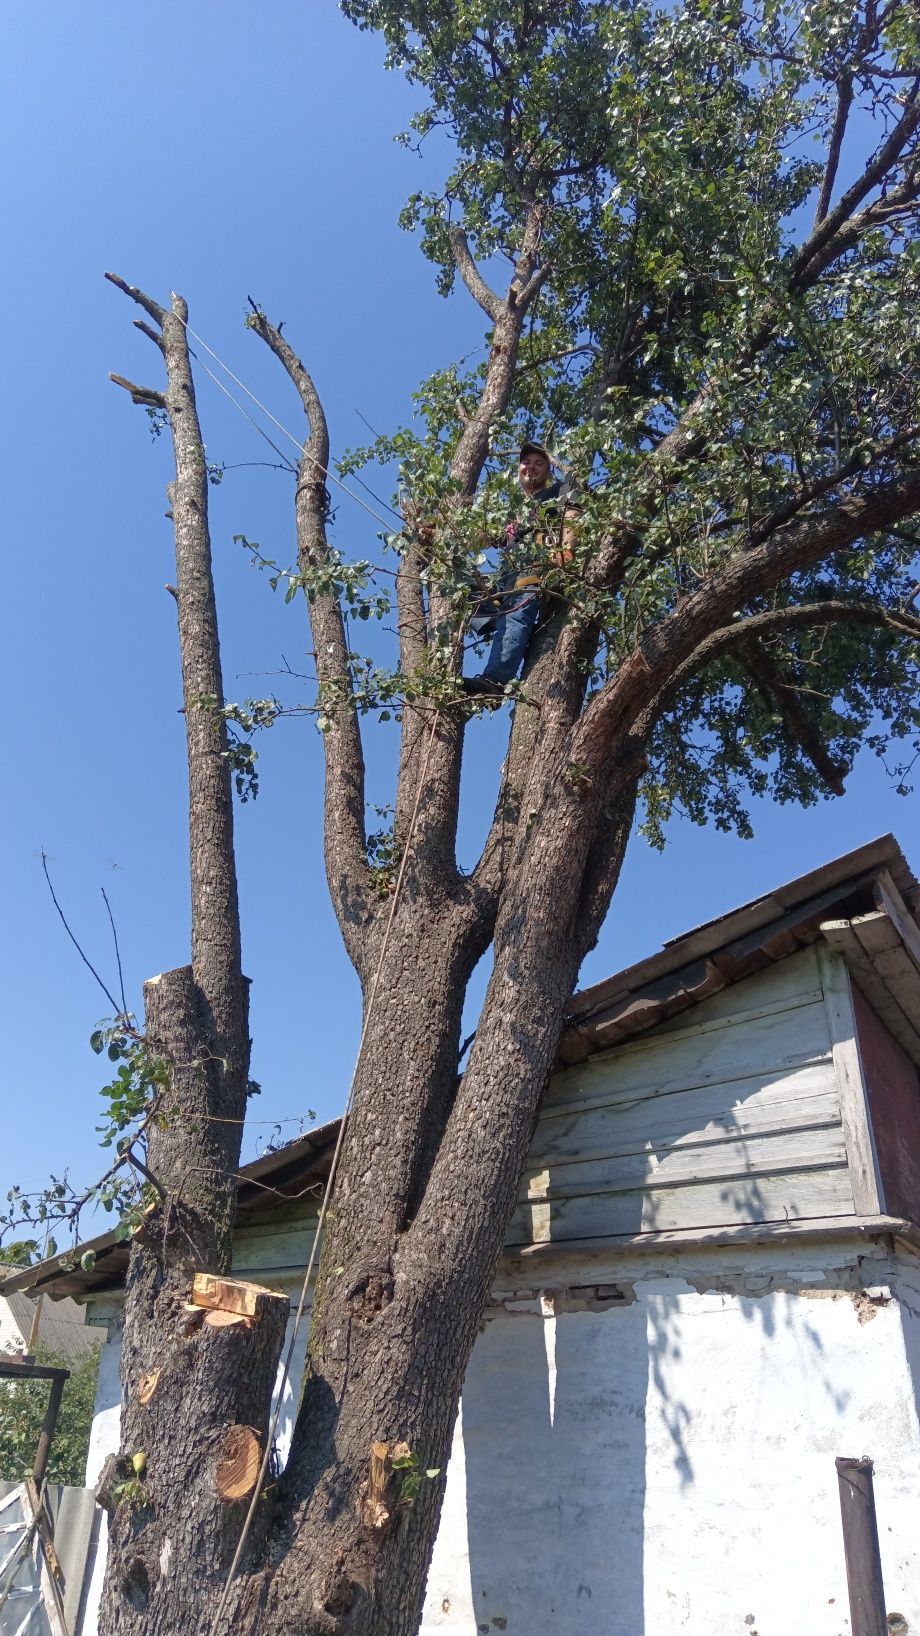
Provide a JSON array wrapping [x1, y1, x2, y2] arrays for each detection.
[[317, 1, 920, 839]]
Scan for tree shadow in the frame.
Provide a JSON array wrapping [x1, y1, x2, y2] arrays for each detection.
[[426, 987, 860, 1633], [453, 1293, 649, 1636]]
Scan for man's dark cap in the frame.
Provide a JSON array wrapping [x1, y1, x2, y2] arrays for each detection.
[[519, 440, 552, 462]]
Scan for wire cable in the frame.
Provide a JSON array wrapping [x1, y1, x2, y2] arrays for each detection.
[[176, 314, 402, 536]]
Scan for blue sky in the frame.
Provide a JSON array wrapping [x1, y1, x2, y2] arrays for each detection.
[[2, 1, 917, 1242]]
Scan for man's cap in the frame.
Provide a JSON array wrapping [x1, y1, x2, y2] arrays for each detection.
[[519, 440, 552, 462]]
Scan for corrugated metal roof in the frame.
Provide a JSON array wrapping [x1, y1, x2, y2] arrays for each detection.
[[1, 1277, 102, 1361]]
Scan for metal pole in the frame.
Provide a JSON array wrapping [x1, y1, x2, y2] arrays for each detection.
[[32, 1370, 68, 1489], [836, 1456, 887, 1636]]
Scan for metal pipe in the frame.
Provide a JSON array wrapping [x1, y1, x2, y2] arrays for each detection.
[[836, 1455, 887, 1636], [32, 1370, 68, 1489]]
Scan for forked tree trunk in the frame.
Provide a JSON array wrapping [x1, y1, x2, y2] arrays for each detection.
[[241, 766, 626, 1636]]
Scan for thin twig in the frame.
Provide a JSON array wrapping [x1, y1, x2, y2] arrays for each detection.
[[100, 887, 128, 1018], [41, 852, 122, 1015]]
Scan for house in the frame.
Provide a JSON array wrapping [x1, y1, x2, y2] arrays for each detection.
[[4, 834, 920, 1635], [0, 1273, 101, 1365]]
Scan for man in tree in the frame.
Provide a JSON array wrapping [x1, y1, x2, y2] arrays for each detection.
[[463, 441, 578, 698]]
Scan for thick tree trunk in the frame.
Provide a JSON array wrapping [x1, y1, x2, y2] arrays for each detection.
[[98, 969, 288, 1635], [101, 283, 264, 1636], [240, 767, 628, 1636]]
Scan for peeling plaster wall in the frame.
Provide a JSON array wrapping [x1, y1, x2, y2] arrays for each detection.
[[77, 1251, 920, 1636], [421, 1251, 920, 1636]]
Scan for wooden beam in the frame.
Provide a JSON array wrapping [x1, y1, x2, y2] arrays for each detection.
[[821, 918, 920, 1066], [817, 945, 883, 1215], [874, 869, 920, 977]]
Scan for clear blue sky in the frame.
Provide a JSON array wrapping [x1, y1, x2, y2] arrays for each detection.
[[2, 1, 917, 1239]]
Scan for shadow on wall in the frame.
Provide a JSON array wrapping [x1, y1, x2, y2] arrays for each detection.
[[460, 1294, 648, 1636]]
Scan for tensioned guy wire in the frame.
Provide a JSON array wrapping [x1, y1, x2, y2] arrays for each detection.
[[176, 313, 402, 536]]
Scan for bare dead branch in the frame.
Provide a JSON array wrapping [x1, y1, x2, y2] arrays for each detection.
[[449, 226, 503, 322], [109, 372, 167, 409], [133, 318, 166, 353], [41, 851, 123, 1016], [101, 886, 129, 1017], [104, 271, 166, 325], [247, 310, 373, 959]]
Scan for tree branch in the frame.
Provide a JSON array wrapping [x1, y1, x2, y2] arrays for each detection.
[[449, 226, 503, 322], [247, 311, 373, 961], [109, 372, 167, 409], [814, 74, 854, 227], [664, 598, 920, 723], [574, 463, 920, 765], [104, 270, 166, 325], [107, 275, 250, 1266], [739, 636, 846, 795], [133, 318, 166, 354]]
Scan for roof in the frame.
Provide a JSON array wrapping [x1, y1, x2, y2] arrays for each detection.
[[5, 835, 917, 1306], [1, 1117, 341, 1303], [1, 1278, 102, 1362], [561, 832, 918, 1063]]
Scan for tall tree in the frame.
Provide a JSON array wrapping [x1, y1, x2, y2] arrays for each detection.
[[29, 4, 920, 1634]]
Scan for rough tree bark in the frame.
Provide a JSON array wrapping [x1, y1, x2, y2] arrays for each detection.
[[95, 16, 920, 1632], [99, 282, 286, 1635]]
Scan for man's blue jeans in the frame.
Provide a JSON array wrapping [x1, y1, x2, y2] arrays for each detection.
[[472, 588, 542, 684]]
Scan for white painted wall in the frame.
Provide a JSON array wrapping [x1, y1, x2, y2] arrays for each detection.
[[78, 1244, 920, 1636], [0, 1295, 27, 1355], [421, 1253, 920, 1636]]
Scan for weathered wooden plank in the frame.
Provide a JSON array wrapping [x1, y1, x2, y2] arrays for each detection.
[[533, 1060, 834, 1151], [869, 946, 920, 1019], [817, 944, 882, 1215], [523, 1092, 838, 1171], [502, 1211, 920, 1270], [852, 911, 900, 956], [874, 870, 920, 977], [545, 1001, 832, 1115], [655, 945, 821, 1034], [556, 981, 826, 1081], [521, 1124, 847, 1203], [506, 1165, 855, 1246], [230, 1225, 316, 1274], [232, 1204, 320, 1236], [821, 919, 920, 1066]]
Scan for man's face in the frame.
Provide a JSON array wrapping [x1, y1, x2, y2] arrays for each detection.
[[518, 450, 551, 496]]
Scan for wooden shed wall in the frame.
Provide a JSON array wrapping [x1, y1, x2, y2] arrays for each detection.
[[853, 985, 920, 1222], [509, 947, 856, 1247], [223, 947, 870, 1271]]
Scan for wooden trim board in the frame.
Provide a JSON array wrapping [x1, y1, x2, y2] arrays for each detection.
[[817, 943, 883, 1214]]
